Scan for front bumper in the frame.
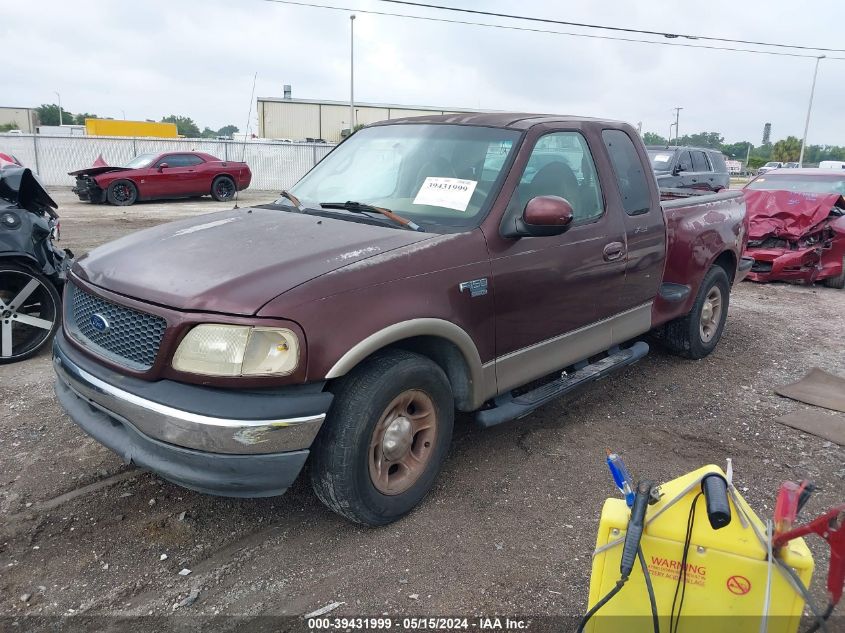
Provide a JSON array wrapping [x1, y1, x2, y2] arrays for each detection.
[[745, 245, 822, 283], [53, 332, 332, 497]]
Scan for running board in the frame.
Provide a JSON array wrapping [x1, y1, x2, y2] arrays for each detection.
[[475, 341, 650, 428]]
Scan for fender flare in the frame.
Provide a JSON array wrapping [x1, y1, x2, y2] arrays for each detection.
[[325, 318, 491, 409]]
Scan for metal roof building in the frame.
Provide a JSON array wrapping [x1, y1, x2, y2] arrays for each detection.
[[0, 107, 37, 133], [256, 96, 483, 143]]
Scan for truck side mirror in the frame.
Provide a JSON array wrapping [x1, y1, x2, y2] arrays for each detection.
[[504, 196, 574, 238], [157, 162, 169, 171], [673, 164, 684, 175]]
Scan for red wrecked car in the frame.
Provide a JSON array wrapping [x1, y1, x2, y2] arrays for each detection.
[[69, 152, 251, 206], [743, 169, 845, 288]]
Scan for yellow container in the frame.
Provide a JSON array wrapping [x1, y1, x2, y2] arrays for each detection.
[[84, 118, 178, 138], [587, 465, 813, 633]]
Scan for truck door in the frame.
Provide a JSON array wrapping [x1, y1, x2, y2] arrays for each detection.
[[600, 129, 666, 309], [484, 129, 629, 393], [690, 150, 714, 190], [675, 150, 694, 188]]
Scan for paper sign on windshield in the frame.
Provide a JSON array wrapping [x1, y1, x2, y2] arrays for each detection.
[[413, 177, 478, 212]]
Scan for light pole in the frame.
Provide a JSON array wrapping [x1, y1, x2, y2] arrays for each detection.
[[798, 55, 825, 167], [54, 91, 62, 127], [349, 14, 356, 134], [672, 107, 683, 145]]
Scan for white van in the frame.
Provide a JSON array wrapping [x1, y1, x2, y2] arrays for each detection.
[[819, 160, 845, 169]]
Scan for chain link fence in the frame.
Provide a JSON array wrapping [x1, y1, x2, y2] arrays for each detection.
[[1, 135, 335, 191]]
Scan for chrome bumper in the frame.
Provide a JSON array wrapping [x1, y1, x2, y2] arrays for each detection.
[[53, 338, 327, 456]]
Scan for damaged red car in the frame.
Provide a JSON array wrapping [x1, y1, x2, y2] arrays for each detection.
[[743, 169, 845, 288], [69, 152, 251, 206]]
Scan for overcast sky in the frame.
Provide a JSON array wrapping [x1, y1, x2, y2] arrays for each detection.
[[5, 0, 844, 144]]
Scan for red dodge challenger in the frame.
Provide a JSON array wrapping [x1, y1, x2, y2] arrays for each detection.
[[69, 152, 252, 206]]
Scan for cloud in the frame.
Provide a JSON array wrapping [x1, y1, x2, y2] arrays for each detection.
[[5, 0, 844, 144]]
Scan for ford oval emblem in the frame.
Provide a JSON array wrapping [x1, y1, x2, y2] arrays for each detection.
[[90, 313, 110, 333]]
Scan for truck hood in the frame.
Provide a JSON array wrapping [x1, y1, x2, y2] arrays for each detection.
[[73, 207, 435, 315]]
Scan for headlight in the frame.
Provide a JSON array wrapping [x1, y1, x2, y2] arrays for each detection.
[[172, 324, 300, 376]]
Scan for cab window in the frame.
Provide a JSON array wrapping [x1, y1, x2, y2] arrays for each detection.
[[691, 151, 710, 172], [511, 132, 603, 225], [601, 129, 652, 216]]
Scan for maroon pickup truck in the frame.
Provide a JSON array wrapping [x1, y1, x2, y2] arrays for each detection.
[[52, 114, 750, 525]]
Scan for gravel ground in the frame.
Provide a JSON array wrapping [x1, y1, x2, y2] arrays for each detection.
[[1, 189, 844, 623]]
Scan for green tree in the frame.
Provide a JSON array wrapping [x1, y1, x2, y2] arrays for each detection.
[[642, 132, 668, 146], [721, 141, 752, 160], [161, 115, 201, 137], [36, 103, 74, 126], [748, 156, 767, 170], [200, 127, 218, 138], [772, 136, 802, 162], [73, 113, 98, 125], [0, 122, 19, 132], [675, 132, 724, 149], [217, 124, 239, 137]]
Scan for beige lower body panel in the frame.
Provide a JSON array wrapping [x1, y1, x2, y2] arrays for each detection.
[[491, 302, 653, 395]]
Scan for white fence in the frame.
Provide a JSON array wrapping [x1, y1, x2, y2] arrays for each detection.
[[1, 134, 336, 191]]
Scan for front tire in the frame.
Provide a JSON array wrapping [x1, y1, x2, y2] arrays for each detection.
[[106, 179, 138, 206], [823, 256, 845, 289], [656, 265, 730, 359], [0, 264, 61, 364], [309, 350, 454, 526]]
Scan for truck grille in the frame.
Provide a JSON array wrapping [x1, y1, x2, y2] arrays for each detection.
[[65, 283, 167, 370]]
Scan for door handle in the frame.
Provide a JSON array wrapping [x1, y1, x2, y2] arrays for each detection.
[[603, 242, 625, 262]]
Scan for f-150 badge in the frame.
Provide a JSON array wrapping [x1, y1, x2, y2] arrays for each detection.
[[459, 278, 488, 297]]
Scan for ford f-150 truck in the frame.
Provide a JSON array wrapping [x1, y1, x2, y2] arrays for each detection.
[[52, 114, 750, 525]]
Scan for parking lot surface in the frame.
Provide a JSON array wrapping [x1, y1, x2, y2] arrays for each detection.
[[2, 189, 844, 618]]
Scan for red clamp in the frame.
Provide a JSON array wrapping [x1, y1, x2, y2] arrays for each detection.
[[774, 504, 845, 605]]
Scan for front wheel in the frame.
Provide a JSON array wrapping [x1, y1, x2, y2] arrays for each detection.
[[823, 256, 845, 289], [309, 350, 454, 526], [655, 265, 730, 359], [0, 264, 61, 363], [106, 179, 138, 206], [211, 176, 236, 201]]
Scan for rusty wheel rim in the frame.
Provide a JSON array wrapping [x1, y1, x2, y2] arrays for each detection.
[[700, 286, 723, 343], [369, 389, 438, 496]]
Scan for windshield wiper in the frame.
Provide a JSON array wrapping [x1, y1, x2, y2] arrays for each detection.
[[319, 201, 424, 232], [278, 189, 305, 212]]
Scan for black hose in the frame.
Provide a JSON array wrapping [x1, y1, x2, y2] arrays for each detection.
[[576, 576, 629, 633], [638, 545, 660, 633], [803, 604, 834, 633]]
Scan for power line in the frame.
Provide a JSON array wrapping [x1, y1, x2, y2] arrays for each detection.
[[379, 0, 845, 54], [262, 0, 845, 60]]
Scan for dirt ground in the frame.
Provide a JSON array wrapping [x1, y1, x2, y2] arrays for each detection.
[[1, 189, 844, 623]]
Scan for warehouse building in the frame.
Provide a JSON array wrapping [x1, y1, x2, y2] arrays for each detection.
[[0, 107, 37, 133], [257, 94, 482, 143]]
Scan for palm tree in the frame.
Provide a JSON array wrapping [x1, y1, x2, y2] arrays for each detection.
[[772, 136, 802, 162]]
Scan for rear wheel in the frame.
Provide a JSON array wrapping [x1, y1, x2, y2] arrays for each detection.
[[656, 266, 730, 359], [0, 264, 61, 363], [823, 256, 845, 289], [211, 176, 236, 201], [106, 179, 138, 206], [309, 350, 454, 526]]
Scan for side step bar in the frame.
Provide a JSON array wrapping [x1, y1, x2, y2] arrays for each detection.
[[475, 341, 650, 428]]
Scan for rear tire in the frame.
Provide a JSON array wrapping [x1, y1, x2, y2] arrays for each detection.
[[655, 266, 730, 359], [823, 256, 845, 289], [309, 350, 454, 526], [106, 180, 138, 206], [0, 263, 61, 364], [211, 176, 236, 202]]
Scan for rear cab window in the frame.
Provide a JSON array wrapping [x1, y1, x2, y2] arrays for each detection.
[[601, 129, 652, 215]]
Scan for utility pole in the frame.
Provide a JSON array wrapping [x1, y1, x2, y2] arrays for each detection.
[[745, 142, 752, 170], [798, 55, 824, 167], [349, 14, 356, 134], [672, 107, 683, 145], [55, 91, 62, 127]]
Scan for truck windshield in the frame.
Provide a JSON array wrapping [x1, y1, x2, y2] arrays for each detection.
[[746, 175, 845, 195], [286, 124, 521, 229], [125, 154, 156, 169], [647, 149, 674, 172]]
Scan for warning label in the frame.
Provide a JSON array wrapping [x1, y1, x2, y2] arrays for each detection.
[[726, 575, 752, 595], [647, 557, 706, 587]]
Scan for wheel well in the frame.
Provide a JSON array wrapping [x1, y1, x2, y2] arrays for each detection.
[[0, 254, 39, 272], [340, 336, 475, 412], [713, 250, 737, 284]]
